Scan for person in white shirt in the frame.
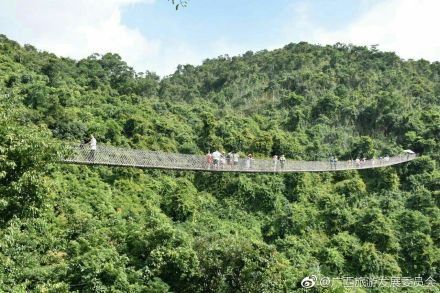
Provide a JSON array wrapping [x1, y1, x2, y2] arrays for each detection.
[[272, 155, 278, 171], [246, 154, 253, 169], [212, 150, 222, 168], [279, 155, 286, 169], [226, 152, 233, 166], [233, 152, 240, 166], [90, 135, 97, 162]]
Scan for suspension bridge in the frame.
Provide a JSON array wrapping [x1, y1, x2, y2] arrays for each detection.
[[60, 144, 417, 173]]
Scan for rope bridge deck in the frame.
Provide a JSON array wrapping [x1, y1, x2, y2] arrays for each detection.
[[60, 144, 417, 173]]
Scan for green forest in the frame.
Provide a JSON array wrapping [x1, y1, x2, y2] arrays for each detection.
[[0, 34, 439, 292]]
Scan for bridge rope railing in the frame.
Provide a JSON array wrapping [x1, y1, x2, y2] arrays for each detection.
[[60, 143, 417, 173]]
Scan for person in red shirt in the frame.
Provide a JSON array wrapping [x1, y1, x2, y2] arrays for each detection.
[[207, 152, 213, 168]]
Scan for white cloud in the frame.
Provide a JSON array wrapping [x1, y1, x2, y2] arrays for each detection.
[[0, 0, 248, 76], [290, 0, 440, 61], [1, 0, 160, 72]]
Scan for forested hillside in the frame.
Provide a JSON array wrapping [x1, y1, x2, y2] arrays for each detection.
[[1, 34, 439, 292]]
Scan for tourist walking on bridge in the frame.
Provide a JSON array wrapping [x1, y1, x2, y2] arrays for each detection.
[[206, 152, 213, 168], [272, 155, 278, 171], [279, 155, 286, 169], [89, 134, 97, 162], [329, 156, 337, 170], [233, 152, 240, 166], [226, 152, 233, 166], [333, 156, 338, 169], [212, 150, 222, 169], [246, 154, 253, 169]]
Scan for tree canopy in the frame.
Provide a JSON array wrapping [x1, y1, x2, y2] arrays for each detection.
[[0, 34, 439, 292]]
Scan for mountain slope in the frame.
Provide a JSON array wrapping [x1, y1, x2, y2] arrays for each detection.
[[0, 34, 439, 292]]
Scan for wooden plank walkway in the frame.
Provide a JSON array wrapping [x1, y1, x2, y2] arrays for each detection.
[[60, 144, 417, 173]]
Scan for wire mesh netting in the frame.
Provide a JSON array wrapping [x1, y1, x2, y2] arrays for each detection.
[[60, 144, 417, 173]]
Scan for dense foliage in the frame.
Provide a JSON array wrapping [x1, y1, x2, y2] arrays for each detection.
[[0, 34, 439, 292]]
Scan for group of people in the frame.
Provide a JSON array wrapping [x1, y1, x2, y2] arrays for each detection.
[[206, 151, 287, 170], [329, 156, 338, 169], [347, 157, 367, 168], [206, 150, 240, 168], [206, 152, 401, 171], [272, 154, 287, 170], [345, 155, 390, 168]]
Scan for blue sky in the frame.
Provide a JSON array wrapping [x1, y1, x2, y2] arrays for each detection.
[[123, 0, 361, 50], [1, 0, 439, 76]]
